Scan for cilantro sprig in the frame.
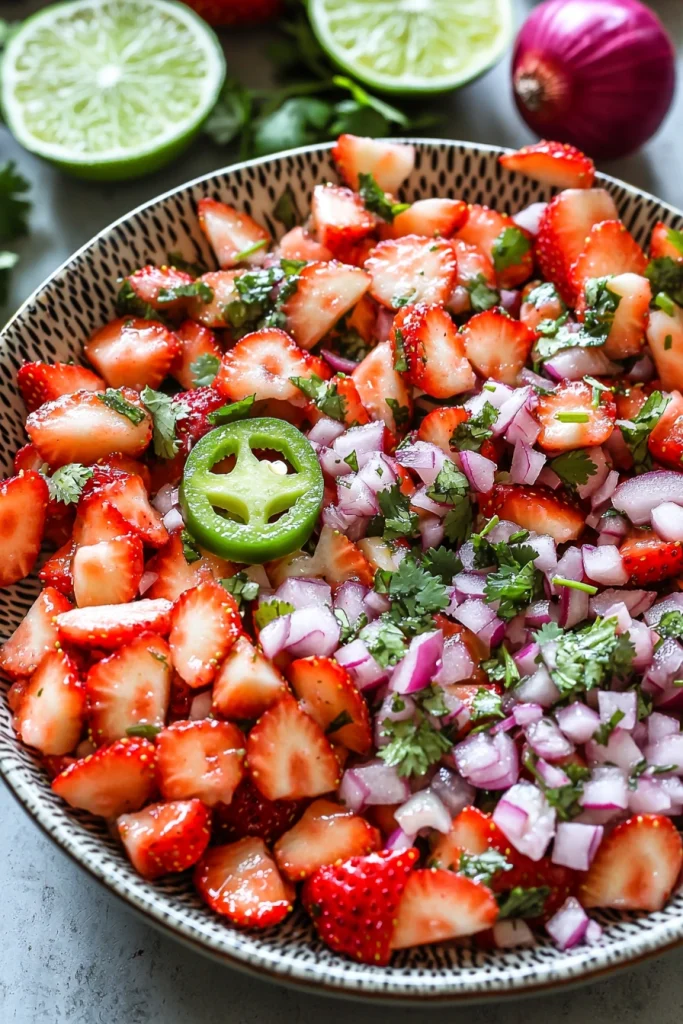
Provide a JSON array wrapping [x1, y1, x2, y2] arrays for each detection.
[[618, 390, 670, 473], [141, 387, 189, 459], [290, 373, 348, 422], [358, 173, 409, 222], [449, 402, 498, 453]]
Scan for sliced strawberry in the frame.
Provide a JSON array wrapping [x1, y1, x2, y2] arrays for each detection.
[[431, 805, 499, 863], [647, 305, 683, 392], [288, 656, 372, 755], [306, 373, 370, 429], [145, 531, 234, 602], [651, 221, 683, 261], [86, 633, 171, 744], [84, 318, 181, 391], [52, 737, 157, 817], [79, 470, 168, 547], [364, 235, 457, 309], [97, 453, 152, 492], [56, 598, 173, 650], [268, 523, 374, 590], [302, 846, 419, 965], [212, 775, 306, 844], [456, 205, 533, 289], [0, 587, 72, 678], [123, 265, 195, 313], [535, 188, 619, 303], [535, 379, 616, 452], [168, 580, 241, 688], [72, 535, 144, 608], [274, 799, 380, 881], [186, 270, 240, 327], [352, 340, 413, 433], [460, 309, 536, 386], [118, 798, 211, 879], [620, 529, 683, 586], [480, 484, 584, 543], [26, 388, 152, 467], [499, 141, 595, 189], [278, 226, 333, 263], [570, 220, 647, 295], [281, 260, 371, 350], [197, 197, 270, 268], [417, 406, 467, 458], [73, 497, 134, 548], [247, 696, 340, 801], [171, 320, 222, 390], [311, 183, 375, 258], [390, 868, 498, 949], [0, 472, 49, 587], [39, 541, 74, 596], [156, 719, 246, 806], [391, 302, 475, 399], [332, 134, 415, 193], [580, 813, 683, 911], [384, 198, 468, 240], [520, 280, 566, 331], [648, 389, 683, 469], [212, 634, 288, 719], [13, 650, 85, 756], [452, 238, 497, 294], [17, 361, 104, 412], [215, 327, 327, 406], [590, 272, 651, 360], [195, 837, 294, 927]]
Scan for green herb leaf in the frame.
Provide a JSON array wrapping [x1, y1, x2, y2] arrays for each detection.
[[360, 618, 407, 667], [385, 397, 411, 431], [254, 599, 296, 630], [114, 279, 164, 322], [126, 724, 162, 740], [290, 373, 347, 422], [525, 282, 565, 311], [46, 463, 93, 505], [524, 752, 590, 821], [467, 274, 500, 313], [221, 571, 259, 610], [358, 172, 409, 222], [378, 714, 452, 778], [483, 645, 521, 689], [645, 258, 683, 308], [471, 687, 505, 721], [422, 546, 462, 585], [393, 327, 408, 372], [157, 280, 213, 305], [485, 560, 543, 621], [497, 885, 550, 920], [377, 484, 420, 541], [457, 848, 512, 883], [550, 616, 635, 699], [343, 450, 359, 472], [167, 252, 208, 278], [190, 353, 221, 387], [593, 709, 626, 745], [97, 389, 146, 425], [204, 77, 252, 146], [207, 394, 256, 426], [618, 390, 670, 473], [449, 401, 498, 452], [273, 184, 301, 231], [550, 449, 598, 489], [655, 610, 683, 640], [491, 227, 531, 272], [181, 529, 201, 563], [0, 161, 31, 243], [141, 386, 188, 459]]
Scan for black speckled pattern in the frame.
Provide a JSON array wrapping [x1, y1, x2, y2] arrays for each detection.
[[1, 141, 682, 1002]]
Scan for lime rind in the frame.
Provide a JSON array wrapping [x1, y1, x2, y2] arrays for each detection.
[[309, 0, 513, 95], [0, 0, 226, 180]]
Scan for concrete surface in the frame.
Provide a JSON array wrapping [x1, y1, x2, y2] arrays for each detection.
[[1, 0, 683, 1020]]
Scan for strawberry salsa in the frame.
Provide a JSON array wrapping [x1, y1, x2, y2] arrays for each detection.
[[3, 135, 683, 963]]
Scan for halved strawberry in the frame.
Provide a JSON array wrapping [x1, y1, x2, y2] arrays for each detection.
[[86, 633, 171, 744], [39, 541, 74, 596], [311, 183, 376, 258], [480, 484, 584, 543], [302, 846, 419, 965], [520, 280, 566, 331], [288, 656, 372, 755], [247, 696, 340, 801], [156, 719, 245, 806], [195, 837, 294, 927], [281, 260, 371, 350], [72, 535, 144, 608], [352, 340, 413, 433], [647, 305, 683, 392], [73, 497, 134, 548], [197, 197, 270, 269], [390, 868, 498, 949], [84, 318, 181, 391], [215, 327, 327, 406], [118, 798, 211, 879], [168, 580, 241, 688], [417, 405, 467, 458], [212, 775, 306, 844], [431, 805, 500, 864], [0, 472, 49, 587], [648, 389, 683, 469], [97, 453, 152, 492], [145, 531, 234, 602], [186, 270, 240, 327], [456, 205, 533, 289], [536, 189, 619, 303], [570, 221, 647, 295], [580, 814, 683, 911], [278, 225, 332, 263], [392, 302, 475, 399], [212, 634, 288, 720], [620, 530, 683, 586], [79, 470, 168, 547], [0, 587, 72, 678], [383, 198, 468, 240], [267, 524, 374, 590], [499, 141, 595, 189], [460, 309, 536, 386], [588, 272, 651, 360], [17, 361, 104, 412], [13, 650, 85, 756], [332, 135, 415, 193], [364, 235, 458, 309], [274, 799, 380, 881], [535, 379, 616, 452], [52, 737, 157, 817], [56, 598, 173, 650], [452, 238, 497, 293], [651, 222, 683, 261], [26, 388, 152, 467], [171, 320, 222, 390], [123, 265, 195, 313]]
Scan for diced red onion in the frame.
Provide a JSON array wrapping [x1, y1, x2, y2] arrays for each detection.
[[528, 534, 558, 574], [493, 780, 556, 861], [357, 453, 397, 494], [318, 445, 354, 477], [504, 614, 528, 649], [308, 416, 346, 446], [521, 366, 552, 391], [394, 440, 446, 487], [514, 641, 540, 676], [321, 503, 368, 541], [545, 348, 620, 381], [333, 421, 385, 460], [490, 714, 516, 736], [507, 403, 542, 447], [162, 507, 184, 532], [453, 571, 487, 601], [333, 580, 368, 628], [390, 629, 444, 695], [453, 598, 497, 635], [363, 590, 390, 618], [429, 766, 475, 816], [596, 512, 629, 539], [591, 470, 620, 510], [460, 450, 496, 493], [510, 440, 546, 485], [337, 475, 378, 517], [189, 690, 213, 721], [559, 584, 590, 630], [375, 306, 394, 343], [411, 487, 450, 518], [152, 483, 179, 515], [580, 765, 629, 810], [499, 289, 522, 318], [458, 540, 476, 570], [645, 593, 683, 627], [320, 348, 358, 374], [275, 576, 332, 611], [455, 730, 520, 790], [480, 616, 506, 650], [525, 717, 574, 761], [385, 828, 416, 852], [648, 712, 680, 744], [628, 352, 656, 381], [536, 466, 562, 490], [593, 589, 655, 620], [493, 386, 533, 436], [587, 728, 643, 774], [513, 702, 543, 727], [493, 919, 535, 949], [645, 734, 683, 775], [628, 776, 673, 815], [552, 822, 603, 872], [335, 639, 388, 691], [345, 760, 411, 806], [433, 636, 476, 685], [260, 606, 340, 659], [556, 702, 600, 744], [338, 768, 371, 812], [546, 897, 590, 951], [573, 447, 610, 502], [512, 202, 547, 236], [395, 790, 452, 835], [627, 619, 654, 671], [515, 665, 561, 708], [535, 757, 570, 789], [553, 545, 584, 587], [525, 600, 558, 627], [585, 919, 604, 946], [466, 380, 512, 413], [138, 570, 159, 596], [651, 501, 683, 542], [582, 545, 628, 587], [598, 691, 637, 732], [613, 471, 683, 525]]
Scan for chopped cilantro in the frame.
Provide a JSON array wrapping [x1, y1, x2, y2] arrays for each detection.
[[221, 571, 259, 609], [593, 709, 626, 745], [485, 560, 543, 620], [343, 450, 359, 472], [377, 484, 419, 541], [373, 556, 450, 636], [114, 279, 163, 322], [645, 257, 683, 308], [467, 273, 500, 313], [582, 276, 621, 342], [181, 529, 201, 563], [550, 616, 635, 698], [442, 501, 474, 546], [655, 610, 683, 640], [550, 449, 598, 490], [334, 608, 368, 645], [419, 683, 450, 717], [532, 621, 564, 644], [497, 886, 550, 920], [157, 279, 213, 305], [457, 848, 511, 883], [273, 184, 301, 231], [126, 724, 162, 740], [450, 402, 499, 453], [290, 373, 347, 422], [141, 386, 188, 459], [422, 546, 462, 584], [385, 397, 411, 431], [359, 618, 406, 667], [483, 645, 521, 689], [524, 751, 590, 821], [190, 353, 220, 387], [629, 759, 678, 788], [534, 310, 605, 363], [233, 239, 269, 262], [224, 259, 304, 337], [427, 461, 469, 504], [358, 172, 409, 222], [45, 463, 93, 505], [618, 390, 670, 473], [253, 599, 296, 630], [525, 282, 564, 311], [207, 394, 256, 426], [167, 251, 207, 278], [325, 710, 353, 734], [378, 714, 452, 777], [491, 226, 531, 272], [97, 389, 146, 424], [393, 327, 408, 372], [471, 687, 505, 721]]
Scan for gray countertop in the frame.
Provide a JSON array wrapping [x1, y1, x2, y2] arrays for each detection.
[[2, 1, 683, 1020]]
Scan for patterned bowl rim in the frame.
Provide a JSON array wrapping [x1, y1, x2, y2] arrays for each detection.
[[2, 139, 683, 1003]]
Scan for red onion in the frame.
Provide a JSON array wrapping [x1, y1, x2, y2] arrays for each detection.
[[628, 352, 656, 382], [525, 599, 558, 627], [515, 666, 561, 708], [317, 445, 353, 477], [459, 450, 496, 493], [453, 599, 498, 636], [511, 0, 676, 160], [333, 421, 384, 460], [593, 588, 655, 620], [275, 576, 332, 611], [338, 767, 371, 812], [513, 702, 543, 727], [587, 729, 642, 775], [645, 735, 683, 775], [376, 306, 394, 343], [411, 487, 450, 518], [334, 639, 388, 691], [591, 471, 620, 511], [544, 348, 620, 381], [363, 590, 391, 618], [430, 766, 475, 816], [162, 507, 184, 532], [545, 897, 589, 951], [454, 731, 520, 789], [585, 920, 603, 945], [358, 453, 398, 495], [466, 380, 512, 413], [506, 403, 541, 447], [558, 584, 590, 630], [514, 641, 540, 677], [138, 570, 159, 596], [453, 571, 487, 601], [385, 828, 416, 852], [389, 629, 444, 695], [493, 780, 556, 861], [395, 440, 448, 488], [336, 475, 378, 517], [556, 702, 599, 744], [613, 471, 683, 526], [510, 440, 546, 486], [512, 202, 547, 237], [598, 691, 637, 732], [536, 758, 570, 790], [152, 483, 179, 515], [582, 545, 628, 587], [536, 466, 561, 491], [433, 635, 475, 685], [343, 761, 411, 806], [395, 790, 452, 835], [334, 580, 369, 628], [499, 289, 522, 318], [189, 690, 213, 721], [574, 448, 610, 502], [321, 503, 367, 541], [580, 765, 629, 810], [320, 348, 359, 374], [260, 606, 340, 659], [521, 366, 552, 391], [652, 501, 683, 543], [504, 614, 528, 650], [493, 919, 535, 949], [525, 718, 575, 762], [626, 619, 654, 671], [552, 822, 603, 872], [308, 416, 346, 447], [648, 713, 680, 745], [645, 594, 683, 628], [528, 534, 557, 575], [600, 601, 632, 634], [629, 776, 673, 815], [492, 387, 532, 437]]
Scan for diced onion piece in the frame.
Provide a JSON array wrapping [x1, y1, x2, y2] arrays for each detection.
[[492, 780, 556, 861], [551, 822, 604, 871], [546, 897, 590, 951], [394, 790, 452, 835]]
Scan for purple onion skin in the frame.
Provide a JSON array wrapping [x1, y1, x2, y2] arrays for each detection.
[[512, 0, 676, 160]]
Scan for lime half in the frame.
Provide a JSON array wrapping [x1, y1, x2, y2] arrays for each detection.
[[0, 0, 226, 180], [309, 0, 513, 95]]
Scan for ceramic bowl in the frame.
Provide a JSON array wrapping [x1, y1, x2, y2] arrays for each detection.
[[2, 140, 683, 1003]]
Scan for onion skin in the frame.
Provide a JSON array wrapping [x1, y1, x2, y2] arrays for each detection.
[[512, 0, 676, 160]]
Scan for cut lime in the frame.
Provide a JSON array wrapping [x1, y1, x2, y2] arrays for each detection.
[[0, 0, 226, 180], [309, 0, 513, 95]]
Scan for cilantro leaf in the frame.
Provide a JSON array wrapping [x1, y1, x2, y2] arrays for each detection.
[[532, 621, 564, 645], [97, 389, 146, 425], [358, 172, 409, 222], [483, 645, 521, 689], [141, 386, 188, 459], [618, 390, 670, 473], [551, 616, 635, 698], [582, 277, 621, 342], [207, 394, 255, 426], [467, 274, 500, 313], [645, 257, 683, 308], [360, 618, 406, 667], [181, 529, 201, 563], [167, 252, 208, 278], [254, 599, 296, 630], [471, 687, 505, 721], [377, 484, 419, 541], [655, 610, 683, 640], [290, 373, 347, 422], [497, 886, 550, 920], [485, 560, 543, 621], [273, 183, 301, 231], [343, 450, 359, 472], [46, 464, 93, 505], [114, 279, 164, 322], [593, 709, 626, 745], [533, 313, 603, 363], [550, 449, 598, 489], [449, 402, 498, 452], [525, 752, 591, 821], [157, 280, 213, 305], [422, 546, 462, 585], [491, 227, 531, 272], [525, 282, 565, 311], [190, 353, 220, 387], [126, 724, 162, 740], [221, 571, 259, 610], [374, 556, 450, 635], [457, 848, 511, 883], [393, 327, 408, 372], [427, 461, 469, 505], [378, 715, 452, 777], [385, 397, 411, 431]]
